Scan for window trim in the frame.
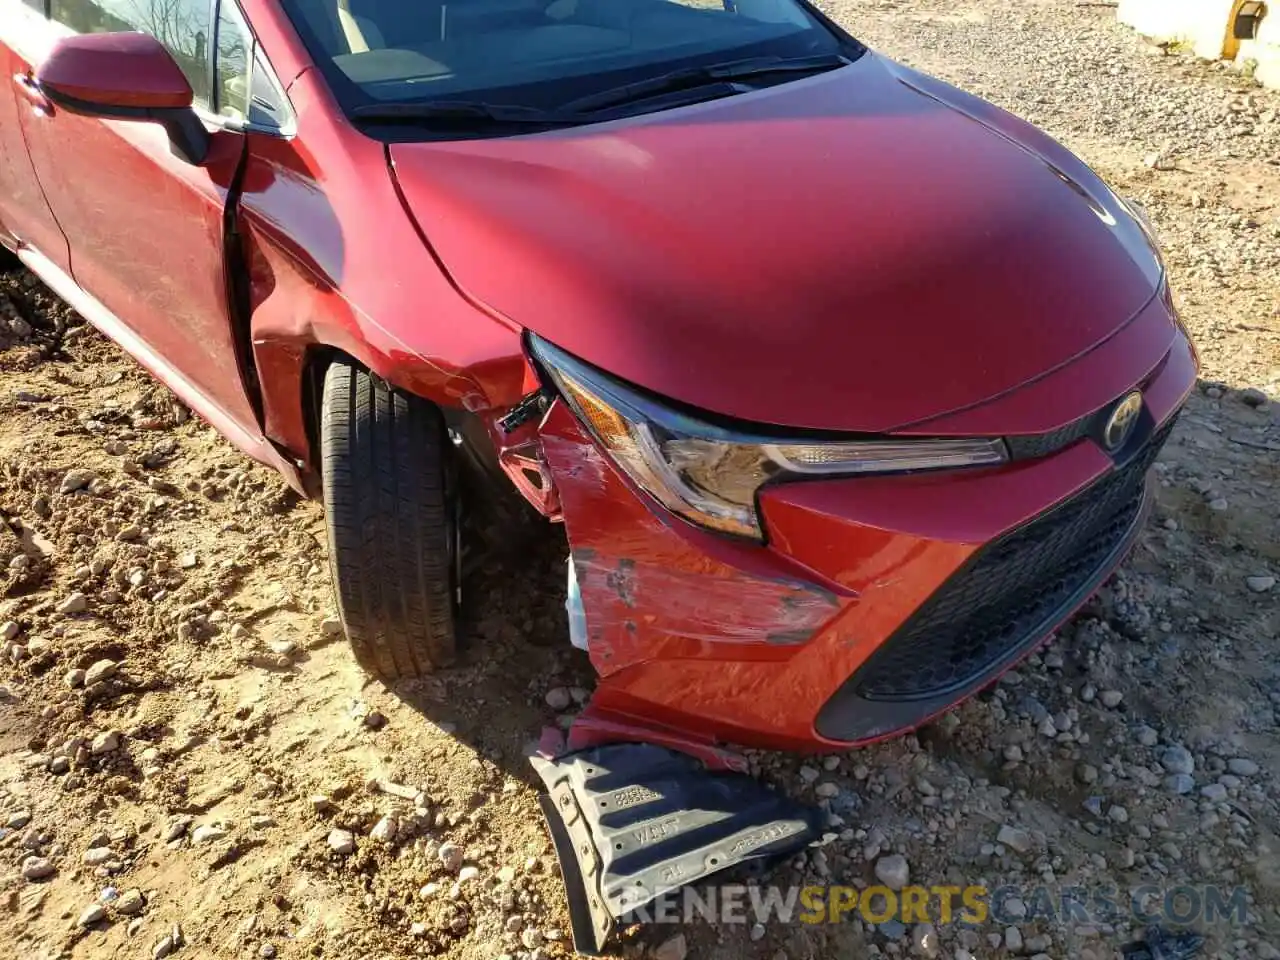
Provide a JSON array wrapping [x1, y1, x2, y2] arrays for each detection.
[[209, 0, 297, 137]]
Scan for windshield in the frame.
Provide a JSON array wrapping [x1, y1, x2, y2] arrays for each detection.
[[281, 0, 857, 119]]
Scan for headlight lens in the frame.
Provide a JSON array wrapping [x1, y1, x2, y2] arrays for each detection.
[[530, 335, 1008, 540]]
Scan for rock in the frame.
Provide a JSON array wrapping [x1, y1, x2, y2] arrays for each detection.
[[875, 853, 910, 890], [64, 668, 86, 688], [178, 552, 198, 569], [1075, 763, 1099, 784], [1099, 689, 1124, 708], [60, 469, 96, 493], [1136, 725, 1160, 747], [458, 865, 480, 883], [48, 756, 69, 774], [1161, 745, 1195, 775], [84, 659, 119, 685], [6, 811, 31, 829], [250, 815, 275, 830], [327, 829, 355, 855], [996, 825, 1035, 855], [799, 765, 820, 783], [1246, 575, 1276, 593], [164, 817, 193, 842], [438, 841, 464, 872], [320, 616, 343, 637], [652, 934, 688, 960], [79, 904, 106, 926], [815, 782, 840, 799], [1108, 805, 1129, 824], [259, 945, 277, 959], [115, 889, 146, 914], [1227, 758, 1259, 776], [84, 848, 113, 865], [1165, 773, 1195, 795], [21, 856, 55, 880], [1005, 926, 1023, 951], [545, 687, 573, 711], [57, 593, 88, 615], [879, 919, 906, 940], [152, 935, 177, 959], [363, 709, 386, 730], [191, 824, 228, 844], [1208, 498, 1229, 512], [1200, 783, 1228, 802], [912, 922, 939, 957], [310, 795, 334, 813], [369, 816, 398, 844], [522, 928, 545, 949], [90, 731, 121, 754], [0, 621, 18, 642], [1238, 387, 1269, 407]]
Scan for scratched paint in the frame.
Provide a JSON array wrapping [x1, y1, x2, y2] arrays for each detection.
[[538, 402, 840, 677]]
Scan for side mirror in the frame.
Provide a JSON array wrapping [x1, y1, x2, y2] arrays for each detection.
[[36, 32, 210, 165]]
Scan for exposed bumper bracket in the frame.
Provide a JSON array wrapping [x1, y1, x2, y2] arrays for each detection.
[[531, 741, 822, 955]]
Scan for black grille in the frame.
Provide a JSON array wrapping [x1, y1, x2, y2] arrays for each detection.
[[849, 418, 1176, 701]]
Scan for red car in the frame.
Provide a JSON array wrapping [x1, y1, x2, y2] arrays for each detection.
[[2, 0, 1195, 760]]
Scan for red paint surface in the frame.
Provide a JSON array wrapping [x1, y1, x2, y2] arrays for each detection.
[[17, 91, 263, 446], [389, 52, 1164, 435], [0, 43, 69, 268], [37, 33, 193, 110]]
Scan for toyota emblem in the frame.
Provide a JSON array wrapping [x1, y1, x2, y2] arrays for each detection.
[[1103, 391, 1143, 451]]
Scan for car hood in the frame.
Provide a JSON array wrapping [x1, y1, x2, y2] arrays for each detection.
[[389, 52, 1163, 433]]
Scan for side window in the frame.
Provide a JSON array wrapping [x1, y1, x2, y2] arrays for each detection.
[[49, 0, 214, 106], [21, 0, 48, 12], [215, 0, 254, 121]]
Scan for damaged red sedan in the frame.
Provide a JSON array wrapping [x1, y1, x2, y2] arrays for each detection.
[[2, 0, 1195, 757]]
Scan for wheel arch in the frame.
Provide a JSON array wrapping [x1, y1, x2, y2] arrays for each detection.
[[253, 325, 530, 497]]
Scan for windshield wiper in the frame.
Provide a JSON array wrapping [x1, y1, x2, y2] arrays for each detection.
[[350, 100, 582, 126], [559, 53, 849, 114]]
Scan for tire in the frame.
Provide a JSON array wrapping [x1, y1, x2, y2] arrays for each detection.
[[320, 359, 457, 680]]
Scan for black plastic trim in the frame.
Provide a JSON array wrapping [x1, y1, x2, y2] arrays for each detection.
[[814, 484, 1152, 743]]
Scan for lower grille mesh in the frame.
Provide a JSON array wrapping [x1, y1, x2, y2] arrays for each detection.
[[851, 419, 1176, 701]]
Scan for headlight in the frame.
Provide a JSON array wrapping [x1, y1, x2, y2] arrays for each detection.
[[529, 335, 1008, 541]]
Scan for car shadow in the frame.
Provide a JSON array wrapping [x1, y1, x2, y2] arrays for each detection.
[[379, 519, 597, 787]]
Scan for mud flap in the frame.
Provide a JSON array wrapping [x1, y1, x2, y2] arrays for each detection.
[[531, 742, 823, 956]]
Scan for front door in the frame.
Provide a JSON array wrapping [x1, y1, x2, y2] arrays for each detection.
[[12, 0, 267, 452], [0, 0, 67, 266]]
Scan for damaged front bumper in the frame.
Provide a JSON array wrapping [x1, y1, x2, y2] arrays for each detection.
[[501, 323, 1197, 755]]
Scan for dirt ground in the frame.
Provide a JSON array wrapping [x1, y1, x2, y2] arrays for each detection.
[[2, 1, 1279, 959]]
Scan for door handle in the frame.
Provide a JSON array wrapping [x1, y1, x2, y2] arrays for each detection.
[[12, 74, 53, 117]]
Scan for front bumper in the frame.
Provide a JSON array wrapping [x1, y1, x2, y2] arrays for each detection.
[[542, 317, 1197, 753]]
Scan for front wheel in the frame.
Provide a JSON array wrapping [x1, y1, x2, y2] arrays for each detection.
[[320, 359, 457, 680]]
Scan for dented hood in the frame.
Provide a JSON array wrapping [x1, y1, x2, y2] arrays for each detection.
[[390, 53, 1162, 433]]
